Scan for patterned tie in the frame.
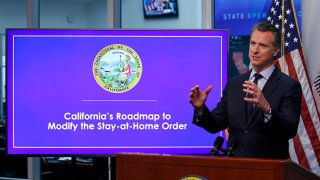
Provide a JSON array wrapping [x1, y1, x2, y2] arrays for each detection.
[[247, 73, 263, 115]]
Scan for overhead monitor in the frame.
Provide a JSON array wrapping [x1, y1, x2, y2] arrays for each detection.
[[143, 0, 178, 18]]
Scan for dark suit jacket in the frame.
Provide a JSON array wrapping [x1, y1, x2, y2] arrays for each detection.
[[193, 68, 302, 159]]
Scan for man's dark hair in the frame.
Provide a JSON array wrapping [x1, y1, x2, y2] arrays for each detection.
[[251, 22, 281, 51]]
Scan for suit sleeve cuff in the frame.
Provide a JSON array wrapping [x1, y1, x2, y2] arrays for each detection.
[[263, 107, 272, 123]]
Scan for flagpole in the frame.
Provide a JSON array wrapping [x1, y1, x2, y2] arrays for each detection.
[[280, 0, 287, 74], [291, 0, 302, 45]]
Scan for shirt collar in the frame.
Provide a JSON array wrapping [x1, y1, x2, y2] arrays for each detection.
[[250, 64, 275, 81]]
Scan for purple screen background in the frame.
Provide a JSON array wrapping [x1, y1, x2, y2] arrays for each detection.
[[7, 29, 227, 155]]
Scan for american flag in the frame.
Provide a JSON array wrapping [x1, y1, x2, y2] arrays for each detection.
[[144, 0, 156, 12], [267, 0, 320, 175]]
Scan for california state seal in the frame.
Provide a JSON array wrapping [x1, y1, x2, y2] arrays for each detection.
[[93, 44, 142, 93]]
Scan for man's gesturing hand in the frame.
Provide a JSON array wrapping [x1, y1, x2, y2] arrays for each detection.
[[189, 85, 213, 111]]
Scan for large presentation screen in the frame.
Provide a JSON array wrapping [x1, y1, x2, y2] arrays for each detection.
[[6, 29, 227, 155]]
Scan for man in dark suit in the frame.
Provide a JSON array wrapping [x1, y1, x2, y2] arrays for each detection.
[[189, 22, 302, 159]]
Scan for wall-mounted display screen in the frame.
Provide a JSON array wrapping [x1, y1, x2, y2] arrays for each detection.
[[214, 0, 301, 35], [6, 29, 227, 155], [143, 0, 178, 18]]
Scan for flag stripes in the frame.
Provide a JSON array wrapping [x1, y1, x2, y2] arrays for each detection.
[[275, 47, 320, 175]]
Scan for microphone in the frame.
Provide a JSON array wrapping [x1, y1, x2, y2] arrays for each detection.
[[224, 139, 238, 157], [209, 136, 224, 156]]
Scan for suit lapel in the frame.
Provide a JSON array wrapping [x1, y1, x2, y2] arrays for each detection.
[[261, 68, 281, 98], [245, 68, 281, 127]]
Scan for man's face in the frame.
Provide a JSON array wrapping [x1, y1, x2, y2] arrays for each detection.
[[249, 30, 279, 72]]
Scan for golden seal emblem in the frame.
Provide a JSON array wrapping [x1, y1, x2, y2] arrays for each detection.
[[93, 44, 142, 93]]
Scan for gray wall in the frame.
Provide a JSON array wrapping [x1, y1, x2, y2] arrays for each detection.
[[302, 0, 320, 82], [0, 0, 204, 32], [0, 0, 108, 33], [0, 0, 27, 33], [40, 0, 108, 28]]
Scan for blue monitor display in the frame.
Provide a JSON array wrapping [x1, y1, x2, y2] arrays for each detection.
[[214, 0, 301, 35], [6, 29, 228, 155]]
